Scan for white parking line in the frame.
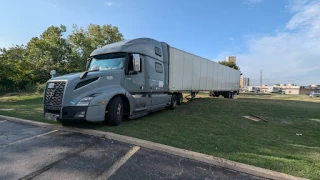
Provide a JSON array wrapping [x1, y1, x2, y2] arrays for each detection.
[[95, 146, 140, 180], [0, 130, 58, 148], [0, 120, 7, 123]]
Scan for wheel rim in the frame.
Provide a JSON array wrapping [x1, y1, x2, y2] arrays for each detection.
[[117, 103, 123, 120]]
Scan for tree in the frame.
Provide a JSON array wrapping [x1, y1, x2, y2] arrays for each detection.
[[218, 61, 240, 70], [68, 24, 124, 71], [0, 45, 31, 90], [0, 23, 124, 92], [26, 24, 74, 83]]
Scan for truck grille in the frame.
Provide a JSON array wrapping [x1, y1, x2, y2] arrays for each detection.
[[45, 81, 66, 106]]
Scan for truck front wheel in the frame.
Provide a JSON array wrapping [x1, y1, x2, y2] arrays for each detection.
[[106, 97, 123, 126]]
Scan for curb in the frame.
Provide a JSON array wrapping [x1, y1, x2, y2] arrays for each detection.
[[0, 115, 307, 180]]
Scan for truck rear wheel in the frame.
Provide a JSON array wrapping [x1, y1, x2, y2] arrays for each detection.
[[106, 97, 123, 126], [177, 93, 183, 105], [170, 94, 177, 110]]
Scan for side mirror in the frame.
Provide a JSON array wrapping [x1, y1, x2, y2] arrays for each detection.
[[86, 57, 92, 70], [50, 70, 57, 78], [132, 54, 141, 72]]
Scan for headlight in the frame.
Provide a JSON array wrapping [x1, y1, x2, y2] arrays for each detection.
[[77, 93, 99, 106]]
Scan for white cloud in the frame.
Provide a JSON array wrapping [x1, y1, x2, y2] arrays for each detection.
[[47, 0, 59, 8], [105, 1, 113, 7], [105, 0, 120, 7], [237, 0, 320, 85], [244, 0, 263, 5]]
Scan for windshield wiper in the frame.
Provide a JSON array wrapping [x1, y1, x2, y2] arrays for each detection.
[[80, 68, 99, 79]]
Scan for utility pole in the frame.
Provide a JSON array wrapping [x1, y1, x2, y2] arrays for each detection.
[[260, 69, 262, 92]]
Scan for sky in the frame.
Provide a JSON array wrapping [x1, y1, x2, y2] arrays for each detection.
[[1, 0, 320, 85]]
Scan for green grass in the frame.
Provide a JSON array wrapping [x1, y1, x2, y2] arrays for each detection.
[[1, 93, 320, 179]]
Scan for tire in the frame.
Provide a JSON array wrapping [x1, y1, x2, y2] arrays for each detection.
[[106, 97, 123, 126], [170, 94, 177, 110], [177, 93, 183, 105], [224, 92, 232, 99], [230, 92, 234, 99]]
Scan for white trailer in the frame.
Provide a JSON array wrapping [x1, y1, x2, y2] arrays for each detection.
[[168, 47, 240, 98]]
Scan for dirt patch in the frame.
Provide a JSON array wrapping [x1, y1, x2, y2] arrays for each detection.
[[243, 116, 262, 122], [281, 120, 293, 124], [244, 113, 268, 122], [0, 109, 14, 111]]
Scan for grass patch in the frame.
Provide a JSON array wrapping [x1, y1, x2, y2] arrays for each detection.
[[1, 93, 320, 179]]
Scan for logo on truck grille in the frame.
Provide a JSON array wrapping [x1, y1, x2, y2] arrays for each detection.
[[47, 91, 55, 98]]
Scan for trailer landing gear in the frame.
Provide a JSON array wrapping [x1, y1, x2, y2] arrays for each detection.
[[176, 93, 183, 105], [185, 92, 197, 101]]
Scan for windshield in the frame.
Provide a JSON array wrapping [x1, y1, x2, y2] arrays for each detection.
[[89, 53, 126, 71]]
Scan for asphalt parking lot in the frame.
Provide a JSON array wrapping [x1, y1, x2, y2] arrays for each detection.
[[0, 118, 265, 180]]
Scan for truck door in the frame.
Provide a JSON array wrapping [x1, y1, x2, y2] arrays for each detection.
[[125, 54, 151, 112], [146, 57, 170, 111]]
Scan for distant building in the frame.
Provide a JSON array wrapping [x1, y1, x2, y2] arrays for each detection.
[[259, 84, 300, 94], [260, 85, 275, 93], [225, 56, 236, 63], [244, 84, 320, 95], [310, 84, 320, 88], [244, 86, 260, 92], [240, 77, 250, 88], [300, 85, 320, 95], [276, 84, 300, 94]]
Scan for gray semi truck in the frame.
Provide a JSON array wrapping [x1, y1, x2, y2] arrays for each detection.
[[44, 38, 240, 125]]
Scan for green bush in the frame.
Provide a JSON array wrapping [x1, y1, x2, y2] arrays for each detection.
[[37, 84, 46, 94], [24, 84, 37, 92], [0, 85, 10, 93]]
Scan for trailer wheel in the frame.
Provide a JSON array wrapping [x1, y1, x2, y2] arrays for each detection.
[[106, 96, 123, 126], [170, 94, 177, 110], [230, 92, 234, 99], [223, 92, 231, 99], [177, 93, 183, 105]]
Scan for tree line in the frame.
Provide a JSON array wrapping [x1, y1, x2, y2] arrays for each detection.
[[0, 24, 124, 92]]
